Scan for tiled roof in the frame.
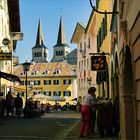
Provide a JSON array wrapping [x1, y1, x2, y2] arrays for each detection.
[[65, 49, 77, 65], [13, 62, 77, 77]]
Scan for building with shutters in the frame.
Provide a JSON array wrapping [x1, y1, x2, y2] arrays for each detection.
[[13, 15, 77, 106], [71, 17, 97, 103], [0, 0, 22, 99], [13, 62, 77, 106]]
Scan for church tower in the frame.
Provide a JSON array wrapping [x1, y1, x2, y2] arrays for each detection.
[[51, 16, 70, 62], [32, 19, 48, 62]]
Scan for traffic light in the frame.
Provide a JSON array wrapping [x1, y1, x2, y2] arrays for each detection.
[[91, 55, 106, 71]]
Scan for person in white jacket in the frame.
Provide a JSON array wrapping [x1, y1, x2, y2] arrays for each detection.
[[79, 86, 97, 137]]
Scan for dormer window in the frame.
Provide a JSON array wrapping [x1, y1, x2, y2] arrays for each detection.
[[42, 70, 50, 74], [54, 69, 60, 74], [45, 70, 49, 74], [31, 70, 38, 75]]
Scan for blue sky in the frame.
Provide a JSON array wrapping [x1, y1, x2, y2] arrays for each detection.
[[15, 0, 95, 63]]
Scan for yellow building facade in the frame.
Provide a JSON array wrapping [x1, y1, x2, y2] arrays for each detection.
[[13, 62, 77, 106], [94, 0, 112, 98]]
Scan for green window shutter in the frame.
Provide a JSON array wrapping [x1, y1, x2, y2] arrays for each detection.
[[104, 14, 107, 36], [103, 18, 105, 38], [101, 21, 104, 42], [99, 28, 101, 48], [96, 0, 99, 9]]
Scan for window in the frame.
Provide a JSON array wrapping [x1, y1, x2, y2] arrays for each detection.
[[25, 80, 30, 85], [34, 80, 40, 85], [31, 70, 38, 75], [42, 70, 49, 74], [88, 37, 90, 48], [33, 92, 37, 95], [54, 80, 60, 85], [44, 91, 51, 96], [54, 69, 60, 74], [63, 91, 71, 97], [21, 81, 24, 85], [61, 51, 63, 55], [44, 80, 51, 85], [63, 79, 71, 85], [79, 43, 82, 52], [53, 91, 61, 96]]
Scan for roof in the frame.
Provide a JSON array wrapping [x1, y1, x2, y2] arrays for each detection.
[[57, 16, 67, 45], [33, 19, 48, 49], [85, 10, 95, 34], [65, 49, 77, 65], [13, 62, 77, 77], [71, 22, 87, 44]]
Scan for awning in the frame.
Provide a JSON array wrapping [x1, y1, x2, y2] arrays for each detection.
[[0, 71, 21, 83]]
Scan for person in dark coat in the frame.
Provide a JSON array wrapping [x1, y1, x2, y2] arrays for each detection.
[[14, 93, 23, 117], [6, 91, 14, 116]]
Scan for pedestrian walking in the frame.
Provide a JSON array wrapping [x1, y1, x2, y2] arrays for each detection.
[[79, 86, 97, 137], [6, 90, 14, 117], [14, 93, 23, 118]]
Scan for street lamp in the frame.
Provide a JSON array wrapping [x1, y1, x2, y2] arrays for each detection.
[[22, 60, 31, 104]]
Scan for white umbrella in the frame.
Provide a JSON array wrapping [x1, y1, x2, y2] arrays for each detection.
[[47, 96, 66, 102], [32, 94, 51, 100]]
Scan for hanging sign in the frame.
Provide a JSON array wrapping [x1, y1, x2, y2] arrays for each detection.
[[91, 55, 106, 71]]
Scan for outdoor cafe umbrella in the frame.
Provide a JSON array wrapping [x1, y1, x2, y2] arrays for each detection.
[[32, 94, 51, 100], [46, 96, 66, 102]]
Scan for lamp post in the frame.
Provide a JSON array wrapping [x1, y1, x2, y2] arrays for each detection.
[[22, 60, 31, 104]]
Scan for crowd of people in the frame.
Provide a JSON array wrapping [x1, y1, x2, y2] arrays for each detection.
[[0, 91, 78, 119], [79, 86, 120, 138], [0, 91, 23, 118]]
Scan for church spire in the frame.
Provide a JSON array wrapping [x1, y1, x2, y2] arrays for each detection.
[[36, 19, 44, 46], [57, 16, 66, 44]]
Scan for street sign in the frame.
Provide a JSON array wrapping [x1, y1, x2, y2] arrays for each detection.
[[0, 52, 12, 60], [91, 55, 106, 71]]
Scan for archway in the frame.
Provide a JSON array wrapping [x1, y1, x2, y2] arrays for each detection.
[[123, 45, 135, 139], [114, 53, 119, 97]]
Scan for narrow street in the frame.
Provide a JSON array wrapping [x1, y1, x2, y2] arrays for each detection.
[[0, 111, 80, 140]]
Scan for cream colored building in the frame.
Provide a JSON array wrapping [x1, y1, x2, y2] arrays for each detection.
[[0, 0, 22, 99], [71, 12, 97, 103]]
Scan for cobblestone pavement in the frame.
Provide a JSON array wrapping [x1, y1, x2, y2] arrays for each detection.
[[0, 111, 119, 140]]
